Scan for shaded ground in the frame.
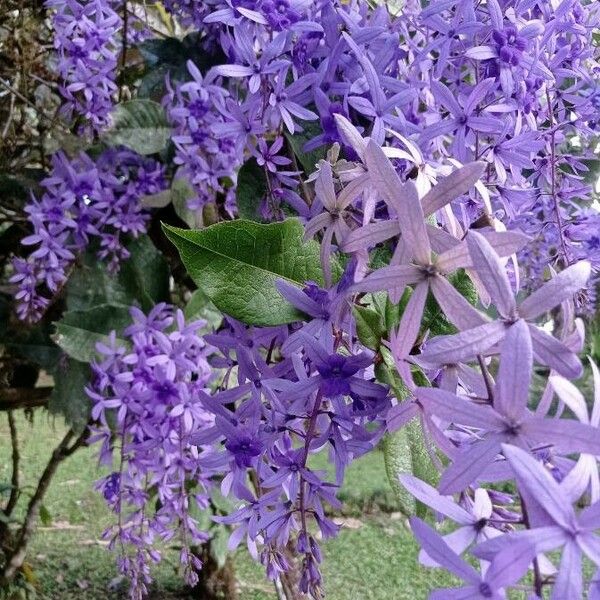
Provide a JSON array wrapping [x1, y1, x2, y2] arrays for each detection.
[[0, 413, 452, 599]]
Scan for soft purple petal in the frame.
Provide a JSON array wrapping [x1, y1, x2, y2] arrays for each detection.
[[501, 444, 576, 531], [523, 417, 600, 457], [416, 388, 505, 430], [395, 281, 429, 356], [473, 526, 567, 561], [519, 261, 591, 321], [549, 374, 588, 423], [333, 114, 366, 161], [464, 46, 498, 60], [467, 231, 516, 319], [418, 321, 506, 366], [495, 319, 531, 420], [430, 275, 488, 330], [422, 162, 486, 217], [439, 438, 502, 494], [350, 265, 421, 294], [275, 280, 323, 318], [484, 541, 535, 589], [341, 221, 400, 253], [552, 542, 582, 600], [409, 517, 480, 584], [399, 474, 472, 524], [529, 325, 583, 379], [362, 140, 404, 207]]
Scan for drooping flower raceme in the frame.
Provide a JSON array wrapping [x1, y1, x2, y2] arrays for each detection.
[[47, 0, 121, 131], [88, 304, 215, 599], [10, 149, 165, 322]]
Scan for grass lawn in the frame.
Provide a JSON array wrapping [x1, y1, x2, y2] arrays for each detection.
[[0, 413, 452, 599]]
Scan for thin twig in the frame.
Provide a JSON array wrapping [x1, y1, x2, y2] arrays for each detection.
[[0, 77, 39, 114], [545, 87, 570, 267], [520, 494, 543, 597], [1, 426, 88, 583], [477, 355, 494, 405], [5, 411, 20, 516], [118, 1, 129, 102]]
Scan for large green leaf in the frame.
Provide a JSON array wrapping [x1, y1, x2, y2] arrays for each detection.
[[53, 305, 131, 363], [236, 158, 268, 221], [105, 100, 171, 155], [184, 289, 223, 332], [49, 358, 92, 433], [163, 218, 323, 326], [66, 237, 169, 312]]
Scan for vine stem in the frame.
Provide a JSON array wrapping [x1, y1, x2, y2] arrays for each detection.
[[298, 390, 323, 535], [545, 86, 570, 267], [520, 493, 543, 597], [477, 355, 494, 405], [118, 1, 129, 102]]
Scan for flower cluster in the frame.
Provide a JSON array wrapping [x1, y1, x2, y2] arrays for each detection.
[[10, 149, 165, 322], [14, 0, 600, 598], [47, 0, 121, 131], [91, 130, 599, 598], [335, 137, 600, 599], [195, 295, 390, 597], [157, 0, 599, 294], [88, 304, 215, 598]]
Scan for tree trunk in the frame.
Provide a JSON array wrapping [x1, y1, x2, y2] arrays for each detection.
[[189, 542, 238, 600]]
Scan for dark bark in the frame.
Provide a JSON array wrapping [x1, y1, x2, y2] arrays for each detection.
[[189, 542, 238, 600], [0, 387, 51, 411]]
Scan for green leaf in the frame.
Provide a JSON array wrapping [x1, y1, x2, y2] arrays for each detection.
[[49, 358, 92, 432], [138, 33, 226, 100], [353, 304, 384, 351], [105, 100, 171, 155], [284, 121, 326, 175], [353, 289, 411, 351], [53, 305, 131, 363], [39, 504, 52, 526], [236, 158, 268, 221], [171, 177, 201, 229], [209, 487, 235, 515], [163, 218, 324, 326], [184, 289, 223, 332], [66, 237, 169, 312]]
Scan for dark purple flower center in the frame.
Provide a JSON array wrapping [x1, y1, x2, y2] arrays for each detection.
[[474, 518, 488, 532], [152, 380, 179, 403], [317, 355, 359, 397], [226, 435, 264, 467]]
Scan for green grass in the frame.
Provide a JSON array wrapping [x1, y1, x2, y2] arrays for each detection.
[[1, 413, 451, 599]]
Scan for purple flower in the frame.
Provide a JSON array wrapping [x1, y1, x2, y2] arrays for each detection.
[[419, 232, 591, 378], [475, 445, 600, 598], [417, 319, 600, 493], [410, 516, 532, 599], [48, 0, 121, 131]]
